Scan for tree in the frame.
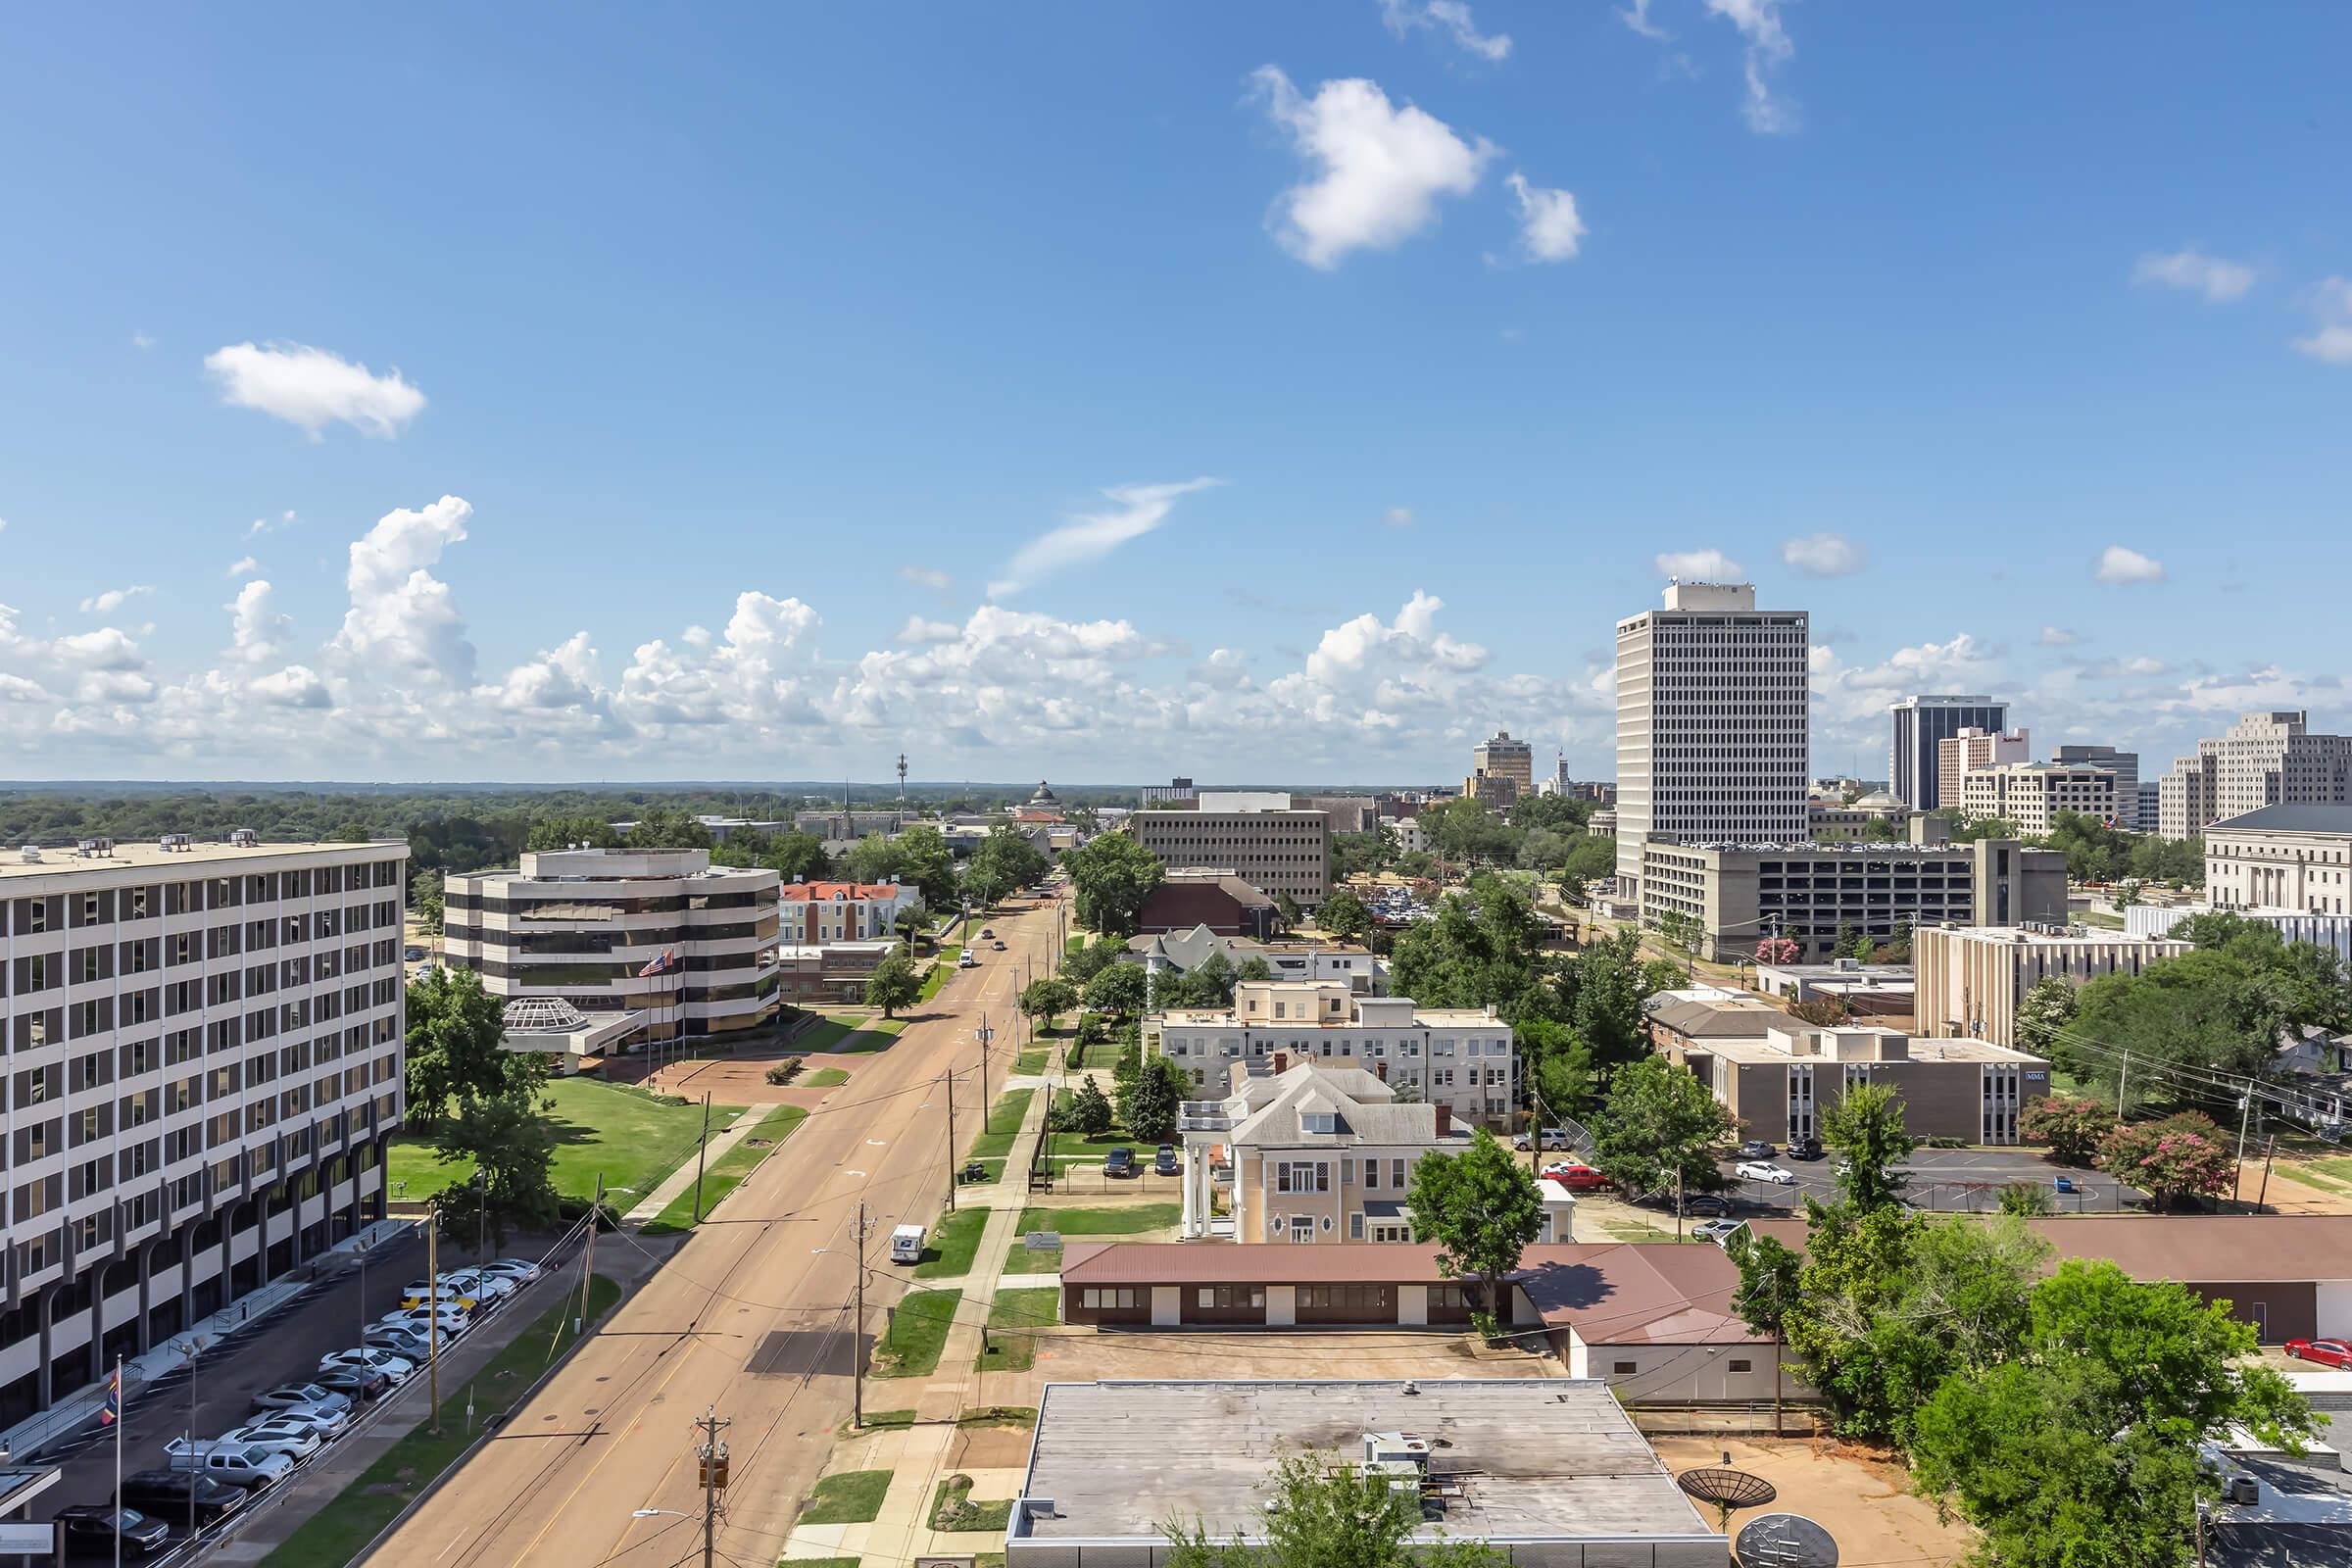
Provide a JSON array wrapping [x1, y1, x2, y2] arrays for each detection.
[[408, 867, 445, 934], [1788, 994, 1852, 1027], [1755, 935, 1799, 965], [527, 813, 620, 852], [1388, 876, 1553, 1019], [1421, 797, 1515, 865], [625, 808, 714, 851], [1563, 930, 1664, 1068], [2015, 973, 2080, 1050], [864, 944, 920, 1019], [1063, 832, 1165, 938], [1117, 1055, 1188, 1144], [843, 824, 959, 908], [1273, 891, 1302, 928], [1068, 1076, 1114, 1137], [1019, 976, 1079, 1031], [1652, 909, 1700, 966], [963, 824, 1052, 907], [1820, 1082, 1917, 1212], [1592, 1056, 1735, 1200], [2019, 1094, 2116, 1166], [1060, 934, 1125, 986], [1911, 1260, 2311, 1568], [1729, 1231, 1803, 1433], [1517, 1016, 1597, 1122], [2096, 1110, 2235, 1209], [428, 1092, 559, 1247], [1998, 1181, 2055, 1216], [406, 967, 538, 1127], [1404, 1130, 1543, 1322], [1235, 956, 1271, 984], [1317, 888, 1374, 944], [1557, 834, 1617, 888], [2060, 943, 2332, 1110], [1084, 961, 1148, 1017], [1161, 1448, 1502, 1568]]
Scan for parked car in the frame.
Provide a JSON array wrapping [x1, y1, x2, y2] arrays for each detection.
[[1735, 1160, 1796, 1185], [1540, 1161, 1610, 1190], [1103, 1147, 1136, 1178], [1512, 1128, 1571, 1152], [1788, 1137, 1826, 1161], [1692, 1218, 1749, 1247], [321, 1347, 416, 1383], [477, 1256, 544, 1285], [163, 1440, 293, 1490], [56, 1503, 172, 1555], [379, 1305, 469, 1342], [218, 1420, 322, 1461], [957, 953, 978, 968], [117, 1471, 246, 1527], [401, 1277, 482, 1310], [251, 1383, 354, 1422], [1736, 1140, 1778, 1160], [1681, 1193, 1734, 1217], [364, 1325, 432, 1361], [311, 1364, 389, 1402], [1154, 1144, 1180, 1176], [238, 1405, 344, 1444], [2286, 1338, 2352, 1369]]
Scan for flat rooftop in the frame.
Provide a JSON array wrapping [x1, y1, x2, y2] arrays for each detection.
[[1925, 924, 2191, 948], [1696, 1033, 2046, 1066], [0, 837, 404, 880], [1017, 1380, 1717, 1549]]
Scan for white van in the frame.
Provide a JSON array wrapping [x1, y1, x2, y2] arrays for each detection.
[[166, 1439, 294, 1490], [889, 1224, 926, 1264]]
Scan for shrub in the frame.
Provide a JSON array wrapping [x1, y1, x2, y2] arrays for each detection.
[[2021, 1095, 2119, 1167], [764, 1059, 803, 1087], [1998, 1182, 2055, 1217], [2096, 1111, 2234, 1210]]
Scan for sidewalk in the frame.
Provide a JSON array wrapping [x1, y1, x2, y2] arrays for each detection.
[[205, 1229, 668, 1565], [621, 1108, 760, 1223]]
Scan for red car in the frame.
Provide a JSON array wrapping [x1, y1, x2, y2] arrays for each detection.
[[1540, 1162, 1609, 1191], [2285, 1338, 2352, 1369]]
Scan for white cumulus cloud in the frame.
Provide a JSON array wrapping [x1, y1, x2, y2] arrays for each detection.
[[1655, 548, 1745, 581], [1250, 67, 1497, 270], [1504, 172, 1586, 263], [989, 478, 1220, 599], [204, 342, 426, 439], [332, 495, 477, 682], [2132, 249, 2255, 303], [1377, 0, 1511, 61], [226, 580, 293, 665], [2094, 545, 2167, 585], [1780, 531, 1865, 578]]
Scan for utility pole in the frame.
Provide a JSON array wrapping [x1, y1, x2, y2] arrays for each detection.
[[1674, 1165, 1685, 1242], [695, 1406, 730, 1568], [426, 1217, 441, 1434], [692, 1092, 713, 1223], [944, 1068, 957, 1210], [2117, 1051, 2130, 1117], [853, 1202, 869, 1429], [2257, 1137, 2278, 1212], [2233, 1094, 2253, 1204], [579, 1174, 604, 1336]]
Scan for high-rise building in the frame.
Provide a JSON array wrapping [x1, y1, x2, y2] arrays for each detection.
[[0, 834, 410, 1423], [1614, 581, 1810, 899], [1959, 760, 2118, 837], [2157, 711, 2352, 839], [2055, 746, 2142, 830], [1937, 726, 2032, 812], [1889, 695, 2010, 812], [1468, 731, 1534, 801]]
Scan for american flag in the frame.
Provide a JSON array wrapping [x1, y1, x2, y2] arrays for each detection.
[[100, 1363, 121, 1426], [638, 950, 676, 978]]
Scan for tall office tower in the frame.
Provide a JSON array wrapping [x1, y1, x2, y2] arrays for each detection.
[[0, 833, 411, 1423], [1614, 581, 1810, 898], [2157, 710, 2352, 838], [1470, 731, 1535, 796], [2056, 745, 2142, 829], [1889, 695, 2011, 811]]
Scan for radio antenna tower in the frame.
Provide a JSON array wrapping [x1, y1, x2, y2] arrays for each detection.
[[896, 752, 908, 802]]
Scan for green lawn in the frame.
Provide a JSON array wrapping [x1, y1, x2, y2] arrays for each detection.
[[931, 1474, 1014, 1533], [387, 1079, 742, 1207], [1012, 1048, 1050, 1076], [871, 1288, 961, 1379], [791, 1018, 856, 1053], [1009, 1204, 1180, 1272], [801, 1066, 850, 1088], [798, 1468, 895, 1525], [969, 1089, 1034, 1159], [975, 1287, 1060, 1374], [828, 1011, 909, 1037], [912, 1206, 988, 1278], [920, 947, 964, 1001], [257, 1275, 621, 1568], [639, 1105, 808, 1235]]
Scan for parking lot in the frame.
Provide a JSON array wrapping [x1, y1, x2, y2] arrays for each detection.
[[1709, 1147, 2148, 1215]]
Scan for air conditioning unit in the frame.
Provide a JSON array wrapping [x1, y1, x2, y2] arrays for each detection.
[[76, 837, 115, 858], [19, 846, 42, 863], [228, 829, 260, 848], [160, 833, 194, 853]]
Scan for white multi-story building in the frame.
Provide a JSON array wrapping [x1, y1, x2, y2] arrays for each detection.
[[1614, 582, 1810, 900], [442, 849, 781, 1048], [1, 834, 409, 1424], [1889, 695, 2011, 813], [2203, 805, 2352, 916], [1144, 981, 1516, 1130], [1959, 760, 2118, 837], [2158, 711, 2352, 839], [2056, 746, 2142, 830], [1913, 923, 2191, 1050]]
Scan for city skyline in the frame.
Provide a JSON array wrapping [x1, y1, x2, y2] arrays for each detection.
[[4, 4, 2349, 782]]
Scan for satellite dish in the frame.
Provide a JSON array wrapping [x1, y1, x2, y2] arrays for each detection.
[[1736, 1512, 1838, 1568], [1676, 1467, 1778, 1530]]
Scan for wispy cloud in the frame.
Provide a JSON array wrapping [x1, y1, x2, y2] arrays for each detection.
[[1704, 0, 1796, 134], [1780, 531, 1865, 578], [131, 332, 156, 350], [1618, 0, 1671, 40], [227, 557, 261, 578], [79, 585, 155, 615], [2132, 248, 2255, 303], [899, 564, 954, 592], [989, 478, 1222, 599], [1655, 548, 1745, 580], [2037, 625, 2081, 647], [1504, 172, 1586, 263], [2293, 276, 2352, 366], [1250, 67, 1497, 270], [1385, 507, 1416, 528], [246, 510, 297, 540], [204, 341, 426, 439], [1377, 0, 1511, 61]]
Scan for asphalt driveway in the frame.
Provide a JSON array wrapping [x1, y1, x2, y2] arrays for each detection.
[[1709, 1147, 2146, 1215]]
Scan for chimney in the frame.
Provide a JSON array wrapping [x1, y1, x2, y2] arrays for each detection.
[[1374, 1061, 1388, 1082], [1273, 1052, 1289, 1075], [1435, 1103, 1453, 1138]]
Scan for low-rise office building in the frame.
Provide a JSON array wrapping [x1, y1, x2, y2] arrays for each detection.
[[1126, 806, 1330, 906], [1134, 870, 1282, 939], [1913, 923, 2192, 1049], [1639, 834, 2067, 961], [1125, 925, 1383, 995], [1655, 1012, 2050, 1146], [1751, 957, 1915, 1016], [2206, 805, 2352, 916], [1, 834, 409, 1423], [2126, 901, 2352, 964], [2057, 745, 2143, 830], [443, 848, 781, 1048], [1960, 760, 2118, 837], [1007, 1379, 1727, 1568], [1146, 980, 1517, 1129]]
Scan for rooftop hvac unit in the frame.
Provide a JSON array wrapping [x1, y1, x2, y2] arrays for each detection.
[[76, 837, 115, 858], [19, 846, 42, 863], [2229, 1474, 2259, 1505], [160, 833, 194, 853], [228, 829, 260, 848]]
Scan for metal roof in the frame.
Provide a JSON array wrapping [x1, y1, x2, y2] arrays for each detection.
[[2211, 805, 2352, 835]]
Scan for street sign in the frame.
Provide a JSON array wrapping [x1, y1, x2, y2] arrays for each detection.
[[1024, 1231, 1061, 1250]]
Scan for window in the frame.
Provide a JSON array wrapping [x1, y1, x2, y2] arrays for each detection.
[[1195, 1286, 1263, 1308], [1349, 1213, 1364, 1240], [1612, 1361, 1638, 1375], [1079, 1287, 1138, 1310], [1729, 1359, 1752, 1373]]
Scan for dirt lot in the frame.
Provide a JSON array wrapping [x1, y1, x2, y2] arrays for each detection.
[[1651, 1434, 1975, 1565]]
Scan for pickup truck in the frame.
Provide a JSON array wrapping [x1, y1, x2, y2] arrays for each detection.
[[164, 1438, 294, 1490]]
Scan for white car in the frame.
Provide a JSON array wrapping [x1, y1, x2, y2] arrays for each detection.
[[220, 1420, 323, 1460], [1735, 1160, 1796, 1185], [478, 1257, 543, 1285], [1692, 1218, 1749, 1248], [379, 1305, 469, 1342], [439, 1269, 515, 1302], [321, 1347, 415, 1383]]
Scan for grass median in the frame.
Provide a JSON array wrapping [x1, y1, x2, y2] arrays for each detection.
[[798, 1468, 894, 1525], [639, 1104, 808, 1235], [387, 1080, 742, 1209], [257, 1273, 622, 1568], [975, 1288, 1060, 1375], [912, 1206, 988, 1279], [871, 1288, 961, 1379]]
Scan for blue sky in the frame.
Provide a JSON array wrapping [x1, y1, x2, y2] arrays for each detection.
[[2, 2, 2348, 785]]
